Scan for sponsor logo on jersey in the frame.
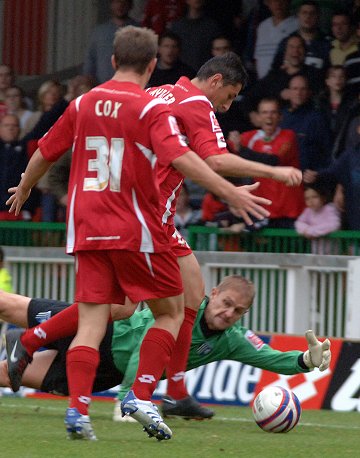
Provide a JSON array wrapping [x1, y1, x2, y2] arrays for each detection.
[[216, 132, 227, 148], [209, 111, 222, 132], [196, 342, 213, 355], [245, 330, 265, 350]]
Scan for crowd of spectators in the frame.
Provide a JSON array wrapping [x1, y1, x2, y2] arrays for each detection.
[[1, 0, 360, 244]]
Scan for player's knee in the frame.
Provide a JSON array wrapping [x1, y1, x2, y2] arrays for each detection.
[[184, 284, 205, 312]]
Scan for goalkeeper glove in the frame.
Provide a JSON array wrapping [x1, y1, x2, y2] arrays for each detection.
[[303, 330, 331, 371]]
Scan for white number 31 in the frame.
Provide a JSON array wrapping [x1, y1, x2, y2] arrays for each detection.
[[83, 136, 124, 192]]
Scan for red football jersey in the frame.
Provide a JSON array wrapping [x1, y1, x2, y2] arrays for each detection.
[[38, 80, 190, 254], [147, 76, 228, 225], [240, 128, 305, 219]]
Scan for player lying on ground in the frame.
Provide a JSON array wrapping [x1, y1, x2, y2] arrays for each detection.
[[0, 275, 330, 419]]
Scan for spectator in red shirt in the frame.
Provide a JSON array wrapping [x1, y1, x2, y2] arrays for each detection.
[[229, 97, 305, 228]]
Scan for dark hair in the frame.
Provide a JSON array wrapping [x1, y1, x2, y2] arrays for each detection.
[[288, 73, 310, 89], [284, 34, 307, 52], [196, 52, 248, 87], [332, 9, 353, 24], [158, 30, 182, 48], [5, 85, 26, 109], [325, 65, 345, 79], [0, 247, 4, 263], [297, 1, 320, 13], [304, 184, 332, 204], [211, 34, 233, 46]]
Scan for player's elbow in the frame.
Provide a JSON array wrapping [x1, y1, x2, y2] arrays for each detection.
[[205, 155, 225, 174]]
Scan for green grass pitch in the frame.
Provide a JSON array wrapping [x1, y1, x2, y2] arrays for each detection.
[[0, 397, 359, 458]]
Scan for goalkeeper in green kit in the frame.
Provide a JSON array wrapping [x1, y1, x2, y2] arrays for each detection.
[[0, 275, 330, 420]]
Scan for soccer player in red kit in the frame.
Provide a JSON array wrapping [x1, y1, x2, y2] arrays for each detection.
[[145, 56, 303, 418], [5, 26, 271, 441], [5, 53, 303, 423]]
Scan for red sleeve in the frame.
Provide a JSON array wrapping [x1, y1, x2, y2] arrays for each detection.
[[178, 101, 228, 161], [148, 104, 191, 167], [38, 102, 76, 162]]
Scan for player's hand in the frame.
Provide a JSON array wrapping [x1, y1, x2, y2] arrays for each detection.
[[6, 174, 32, 216], [271, 166, 302, 186], [229, 182, 271, 226], [303, 330, 331, 371]]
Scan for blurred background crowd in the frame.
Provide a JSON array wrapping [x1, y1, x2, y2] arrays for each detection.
[[1, 0, 360, 242]]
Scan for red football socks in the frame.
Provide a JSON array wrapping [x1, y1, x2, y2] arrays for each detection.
[[21, 303, 113, 356], [66, 346, 99, 415], [21, 303, 79, 356], [132, 327, 175, 401], [166, 307, 197, 400]]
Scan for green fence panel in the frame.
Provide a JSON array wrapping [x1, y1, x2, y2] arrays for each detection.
[[187, 226, 360, 254], [0, 222, 66, 247], [1, 222, 360, 253]]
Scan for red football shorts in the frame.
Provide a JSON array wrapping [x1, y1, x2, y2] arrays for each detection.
[[75, 249, 183, 304], [165, 225, 193, 257]]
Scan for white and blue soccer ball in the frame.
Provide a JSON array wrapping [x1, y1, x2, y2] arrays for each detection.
[[252, 386, 301, 433]]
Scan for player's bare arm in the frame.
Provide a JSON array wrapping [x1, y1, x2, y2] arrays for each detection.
[[6, 148, 53, 215], [171, 151, 271, 225], [205, 154, 302, 187], [270, 166, 303, 186]]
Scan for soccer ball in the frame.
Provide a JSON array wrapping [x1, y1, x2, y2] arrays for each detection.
[[252, 386, 301, 433]]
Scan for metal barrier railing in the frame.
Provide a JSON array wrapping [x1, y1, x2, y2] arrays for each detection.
[[195, 251, 357, 338], [187, 226, 360, 255], [3, 248, 358, 339]]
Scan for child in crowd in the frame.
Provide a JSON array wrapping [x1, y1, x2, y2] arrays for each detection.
[[295, 185, 341, 254]]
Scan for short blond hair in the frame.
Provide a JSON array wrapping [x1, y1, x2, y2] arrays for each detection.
[[113, 26, 158, 74], [216, 275, 255, 304]]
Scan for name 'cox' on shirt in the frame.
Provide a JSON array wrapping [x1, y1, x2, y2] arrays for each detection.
[[95, 100, 122, 118]]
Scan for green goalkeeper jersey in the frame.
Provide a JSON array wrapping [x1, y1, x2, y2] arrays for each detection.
[[111, 297, 308, 400]]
